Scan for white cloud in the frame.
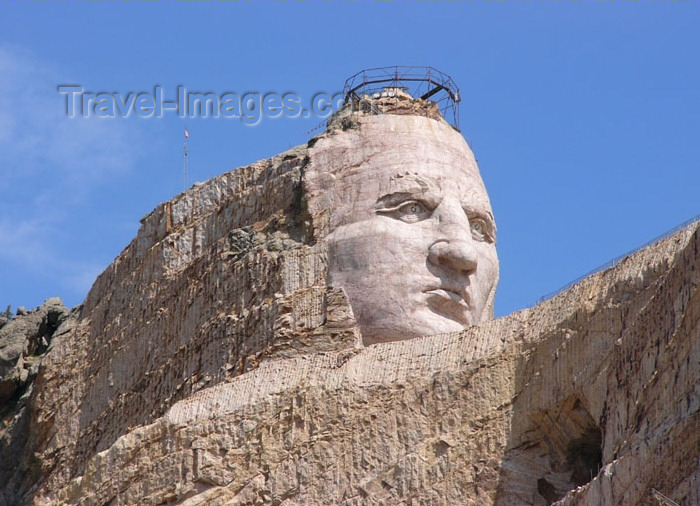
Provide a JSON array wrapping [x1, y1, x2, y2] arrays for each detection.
[[0, 45, 151, 302], [0, 217, 52, 266], [0, 46, 145, 193]]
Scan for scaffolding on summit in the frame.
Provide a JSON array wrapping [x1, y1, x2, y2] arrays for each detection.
[[342, 66, 461, 129]]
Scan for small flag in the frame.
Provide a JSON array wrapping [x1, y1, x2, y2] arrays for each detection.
[[184, 128, 190, 139]]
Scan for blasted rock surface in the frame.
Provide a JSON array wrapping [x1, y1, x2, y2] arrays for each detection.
[[4, 143, 360, 506], [44, 222, 697, 506]]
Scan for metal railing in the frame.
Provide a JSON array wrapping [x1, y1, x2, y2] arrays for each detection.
[[651, 488, 681, 506], [535, 213, 700, 305], [342, 66, 461, 128]]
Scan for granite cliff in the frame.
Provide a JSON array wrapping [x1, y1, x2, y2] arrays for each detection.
[[0, 99, 697, 505]]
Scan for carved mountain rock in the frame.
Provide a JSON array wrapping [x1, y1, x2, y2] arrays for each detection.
[[1, 109, 697, 505]]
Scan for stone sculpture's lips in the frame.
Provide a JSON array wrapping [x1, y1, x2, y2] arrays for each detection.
[[424, 285, 472, 325]]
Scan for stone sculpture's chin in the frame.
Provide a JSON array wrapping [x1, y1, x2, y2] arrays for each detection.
[[348, 292, 486, 346], [362, 319, 470, 346]]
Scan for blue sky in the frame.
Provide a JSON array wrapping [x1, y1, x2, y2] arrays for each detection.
[[1, 2, 698, 318]]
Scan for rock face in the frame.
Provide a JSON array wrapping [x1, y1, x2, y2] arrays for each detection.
[[1, 103, 697, 505]]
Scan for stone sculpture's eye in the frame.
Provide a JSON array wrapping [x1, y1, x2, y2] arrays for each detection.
[[470, 218, 493, 243], [378, 200, 431, 223]]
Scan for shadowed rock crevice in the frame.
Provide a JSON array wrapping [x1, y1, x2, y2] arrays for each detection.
[[504, 396, 604, 505], [566, 426, 603, 488]]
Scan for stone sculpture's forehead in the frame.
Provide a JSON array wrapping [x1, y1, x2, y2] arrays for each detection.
[[310, 115, 493, 230]]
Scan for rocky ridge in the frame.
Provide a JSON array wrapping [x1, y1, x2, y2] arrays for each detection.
[[44, 221, 698, 505]]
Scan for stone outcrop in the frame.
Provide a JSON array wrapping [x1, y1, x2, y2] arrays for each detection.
[[1, 104, 697, 505], [0, 298, 72, 404], [0, 298, 76, 505]]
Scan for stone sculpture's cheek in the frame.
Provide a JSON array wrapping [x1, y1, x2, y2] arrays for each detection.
[[470, 241, 499, 319], [327, 212, 497, 344]]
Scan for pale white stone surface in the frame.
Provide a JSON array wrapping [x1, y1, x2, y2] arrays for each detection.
[[306, 115, 499, 345]]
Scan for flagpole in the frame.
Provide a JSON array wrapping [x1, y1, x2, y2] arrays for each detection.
[[183, 128, 189, 191]]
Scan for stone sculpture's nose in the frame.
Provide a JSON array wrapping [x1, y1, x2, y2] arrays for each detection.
[[428, 201, 478, 274], [428, 239, 478, 274]]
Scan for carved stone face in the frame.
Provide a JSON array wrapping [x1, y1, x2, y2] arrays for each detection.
[[307, 114, 498, 345]]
